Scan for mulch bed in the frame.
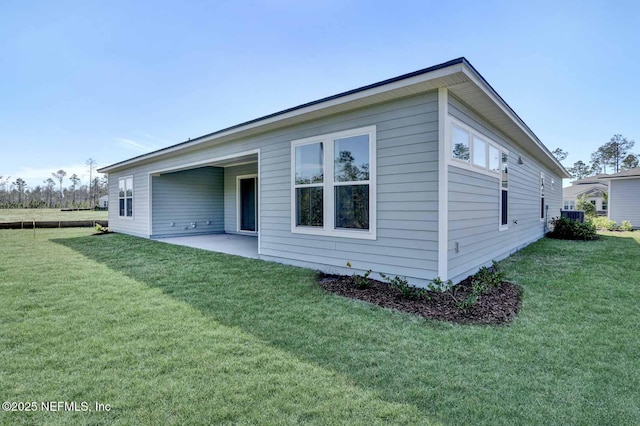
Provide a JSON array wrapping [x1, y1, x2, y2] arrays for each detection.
[[318, 274, 522, 325]]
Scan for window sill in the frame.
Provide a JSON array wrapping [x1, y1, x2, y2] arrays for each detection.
[[291, 226, 377, 240]]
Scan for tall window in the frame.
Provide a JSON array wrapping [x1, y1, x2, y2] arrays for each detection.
[[540, 173, 545, 221], [294, 142, 324, 227], [119, 176, 133, 218], [291, 126, 376, 239], [500, 152, 509, 230]]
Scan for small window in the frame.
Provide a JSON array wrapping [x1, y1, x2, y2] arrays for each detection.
[[334, 134, 370, 230], [602, 201, 607, 211], [472, 136, 487, 167], [452, 126, 470, 162], [294, 142, 324, 227], [500, 152, 509, 229], [489, 145, 500, 172], [450, 120, 500, 175], [119, 176, 133, 218], [540, 173, 545, 221]]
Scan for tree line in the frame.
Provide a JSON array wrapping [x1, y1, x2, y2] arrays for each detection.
[[0, 158, 108, 209], [553, 134, 638, 179]]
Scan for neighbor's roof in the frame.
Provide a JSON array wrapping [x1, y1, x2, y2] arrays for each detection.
[[99, 57, 570, 178], [563, 182, 607, 199], [601, 167, 640, 179]]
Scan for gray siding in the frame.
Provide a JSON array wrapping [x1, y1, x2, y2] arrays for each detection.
[[107, 92, 441, 283], [447, 95, 562, 283], [224, 163, 258, 233], [150, 167, 224, 237], [609, 179, 640, 227]]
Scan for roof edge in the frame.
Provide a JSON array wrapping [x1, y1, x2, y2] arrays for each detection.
[[99, 57, 466, 173]]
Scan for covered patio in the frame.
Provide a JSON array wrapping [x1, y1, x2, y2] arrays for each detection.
[[156, 233, 259, 259]]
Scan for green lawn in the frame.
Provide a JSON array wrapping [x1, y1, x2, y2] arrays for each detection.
[[1, 230, 639, 425], [0, 208, 107, 222]]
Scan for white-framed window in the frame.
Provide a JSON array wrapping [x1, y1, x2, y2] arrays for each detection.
[[449, 118, 508, 230], [119, 176, 133, 218], [540, 172, 545, 221], [564, 200, 575, 210], [291, 125, 376, 240], [500, 151, 509, 231], [602, 201, 607, 211], [450, 120, 502, 177]]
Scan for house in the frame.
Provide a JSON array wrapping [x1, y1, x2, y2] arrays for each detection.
[[562, 175, 609, 214], [99, 195, 109, 209], [603, 167, 640, 228], [98, 58, 569, 286]]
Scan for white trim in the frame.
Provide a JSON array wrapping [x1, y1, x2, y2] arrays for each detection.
[[607, 181, 611, 220], [147, 149, 260, 176], [499, 150, 509, 231], [438, 88, 449, 280], [236, 174, 258, 234], [147, 175, 152, 236], [146, 149, 260, 237], [290, 125, 377, 240], [257, 149, 262, 255], [118, 175, 134, 220], [448, 117, 503, 178], [540, 171, 545, 222]]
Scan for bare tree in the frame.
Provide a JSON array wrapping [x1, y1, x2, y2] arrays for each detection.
[[13, 178, 27, 205], [69, 174, 80, 206], [51, 169, 67, 205], [86, 158, 97, 207]]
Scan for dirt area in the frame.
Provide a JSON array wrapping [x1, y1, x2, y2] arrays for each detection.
[[319, 274, 521, 325]]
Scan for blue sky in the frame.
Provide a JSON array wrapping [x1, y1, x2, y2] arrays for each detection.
[[1, 0, 638, 188]]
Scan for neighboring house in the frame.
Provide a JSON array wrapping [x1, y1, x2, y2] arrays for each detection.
[[99, 195, 109, 209], [562, 175, 609, 214], [98, 58, 569, 286], [603, 168, 640, 228]]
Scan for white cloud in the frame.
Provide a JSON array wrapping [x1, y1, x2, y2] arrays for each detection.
[[115, 137, 157, 153]]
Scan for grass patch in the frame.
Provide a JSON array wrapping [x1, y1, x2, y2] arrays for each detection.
[[0, 208, 107, 222], [2, 229, 640, 424]]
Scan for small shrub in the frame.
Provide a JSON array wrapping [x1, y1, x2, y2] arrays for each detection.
[[589, 217, 617, 231], [95, 224, 109, 234], [346, 262, 372, 289], [380, 273, 428, 300], [576, 195, 597, 218], [620, 220, 634, 232], [548, 216, 598, 241]]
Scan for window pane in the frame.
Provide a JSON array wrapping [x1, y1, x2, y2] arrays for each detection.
[[501, 190, 508, 225], [119, 198, 125, 216], [296, 187, 323, 227], [334, 134, 369, 182], [125, 178, 133, 197], [119, 179, 125, 198], [501, 152, 508, 189], [452, 126, 470, 161], [473, 136, 487, 167], [295, 143, 323, 184], [489, 146, 500, 172], [126, 198, 133, 217], [335, 184, 369, 230]]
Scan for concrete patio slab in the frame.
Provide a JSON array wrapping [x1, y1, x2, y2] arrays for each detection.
[[155, 233, 258, 259]]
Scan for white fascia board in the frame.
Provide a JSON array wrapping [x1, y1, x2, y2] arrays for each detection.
[[99, 64, 465, 174], [460, 64, 570, 179]]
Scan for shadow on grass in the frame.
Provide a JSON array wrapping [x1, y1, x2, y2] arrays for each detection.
[[53, 232, 640, 425]]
